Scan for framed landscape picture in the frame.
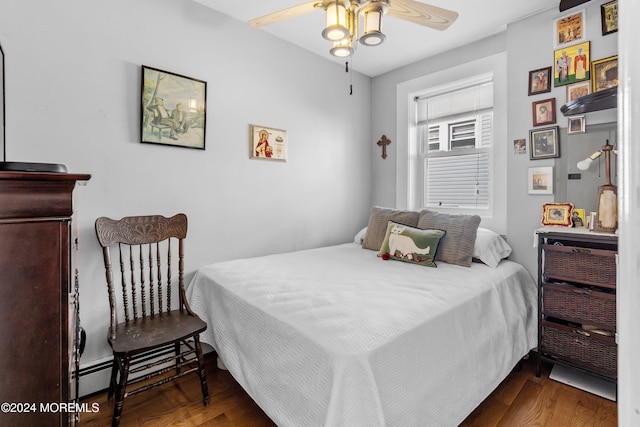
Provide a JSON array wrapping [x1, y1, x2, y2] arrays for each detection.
[[591, 55, 618, 93], [528, 166, 553, 195], [554, 41, 590, 87], [141, 65, 206, 149]]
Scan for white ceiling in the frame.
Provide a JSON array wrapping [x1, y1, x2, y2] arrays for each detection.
[[194, 0, 559, 77]]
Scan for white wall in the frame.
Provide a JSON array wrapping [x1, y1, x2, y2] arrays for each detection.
[[506, 2, 617, 275], [0, 0, 373, 394]]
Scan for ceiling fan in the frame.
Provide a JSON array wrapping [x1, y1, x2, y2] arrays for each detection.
[[248, 0, 459, 58]]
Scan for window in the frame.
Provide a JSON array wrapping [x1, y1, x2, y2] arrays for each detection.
[[415, 79, 493, 210]]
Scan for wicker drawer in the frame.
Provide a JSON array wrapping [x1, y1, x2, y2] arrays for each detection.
[[543, 244, 617, 288], [542, 282, 616, 330], [542, 320, 616, 378]]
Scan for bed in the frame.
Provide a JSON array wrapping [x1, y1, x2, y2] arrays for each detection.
[[186, 208, 537, 426]]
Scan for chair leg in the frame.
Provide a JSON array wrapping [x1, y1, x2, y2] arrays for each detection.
[[107, 357, 117, 400], [175, 342, 182, 376], [194, 335, 210, 405], [112, 356, 131, 427]]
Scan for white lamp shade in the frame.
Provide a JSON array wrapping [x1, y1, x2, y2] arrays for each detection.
[[330, 39, 353, 57], [360, 3, 386, 46], [322, 2, 349, 41]]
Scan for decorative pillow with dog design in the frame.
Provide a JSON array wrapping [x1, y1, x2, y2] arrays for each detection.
[[378, 221, 446, 267]]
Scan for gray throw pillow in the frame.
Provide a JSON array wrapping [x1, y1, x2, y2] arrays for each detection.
[[362, 206, 420, 251], [417, 210, 481, 267]]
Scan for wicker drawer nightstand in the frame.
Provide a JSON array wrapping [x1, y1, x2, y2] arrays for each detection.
[[535, 227, 618, 383]]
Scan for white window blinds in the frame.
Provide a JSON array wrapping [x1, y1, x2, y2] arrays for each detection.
[[416, 79, 494, 210], [416, 81, 493, 125], [426, 151, 490, 208]]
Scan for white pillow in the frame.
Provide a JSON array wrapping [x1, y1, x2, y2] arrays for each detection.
[[354, 227, 368, 244], [473, 228, 512, 268]]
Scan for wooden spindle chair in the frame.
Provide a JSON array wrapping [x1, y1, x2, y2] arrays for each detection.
[[94, 214, 209, 427]]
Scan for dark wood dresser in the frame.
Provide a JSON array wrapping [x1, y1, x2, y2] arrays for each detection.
[[536, 227, 618, 382], [0, 171, 90, 426]]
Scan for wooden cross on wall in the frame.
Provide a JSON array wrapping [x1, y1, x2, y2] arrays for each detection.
[[377, 135, 391, 159]]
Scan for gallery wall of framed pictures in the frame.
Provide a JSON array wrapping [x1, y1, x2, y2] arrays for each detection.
[[521, 2, 618, 157], [518, 0, 618, 224]]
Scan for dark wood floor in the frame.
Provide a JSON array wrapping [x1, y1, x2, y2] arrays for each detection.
[[79, 354, 617, 426]]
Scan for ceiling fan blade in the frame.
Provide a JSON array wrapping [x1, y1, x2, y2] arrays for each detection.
[[387, 0, 459, 31], [248, 1, 320, 28]]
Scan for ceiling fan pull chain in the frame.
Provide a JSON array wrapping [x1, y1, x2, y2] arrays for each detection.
[[347, 57, 353, 95]]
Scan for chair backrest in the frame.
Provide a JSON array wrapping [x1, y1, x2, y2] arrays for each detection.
[[95, 214, 188, 338]]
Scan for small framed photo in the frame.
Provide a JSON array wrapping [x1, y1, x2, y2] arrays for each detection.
[[567, 115, 586, 134], [591, 55, 618, 93], [528, 67, 552, 96], [601, 0, 618, 36], [250, 124, 287, 161], [532, 98, 556, 127], [554, 41, 590, 87], [541, 202, 574, 227], [141, 65, 206, 150], [514, 138, 527, 155], [566, 81, 590, 102], [528, 166, 553, 195], [554, 9, 586, 48], [572, 208, 586, 228], [530, 126, 560, 160]]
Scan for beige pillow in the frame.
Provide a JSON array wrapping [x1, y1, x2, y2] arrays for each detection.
[[417, 210, 481, 267], [362, 207, 420, 251]]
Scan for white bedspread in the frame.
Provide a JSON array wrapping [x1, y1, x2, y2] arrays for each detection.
[[186, 243, 537, 427]]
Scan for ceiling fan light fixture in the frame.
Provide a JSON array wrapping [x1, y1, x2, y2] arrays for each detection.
[[322, 0, 350, 41], [359, 1, 387, 46], [330, 39, 353, 57]]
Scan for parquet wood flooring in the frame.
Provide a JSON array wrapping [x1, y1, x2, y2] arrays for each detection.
[[79, 354, 617, 426]]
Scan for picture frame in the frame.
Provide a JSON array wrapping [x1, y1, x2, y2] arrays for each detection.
[[250, 124, 287, 161], [513, 139, 527, 155], [601, 0, 618, 36], [572, 208, 586, 228], [528, 166, 553, 195], [591, 55, 618, 93], [141, 65, 206, 150], [529, 126, 560, 160], [567, 115, 586, 134], [553, 41, 590, 87], [566, 81, 590, 102], [532, 98, 556, 127], [553, 9, 586, 48], [528, 66, 552, 96], [541, 202, 574, 227]]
